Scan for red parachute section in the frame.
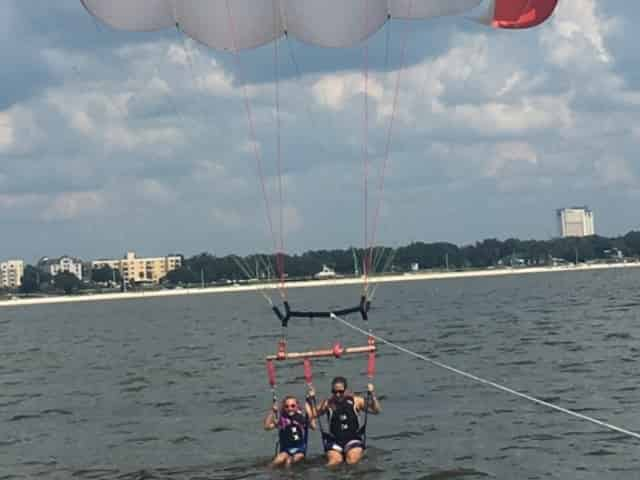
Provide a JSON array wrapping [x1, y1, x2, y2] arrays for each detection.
[[493, 0, 559, 30]]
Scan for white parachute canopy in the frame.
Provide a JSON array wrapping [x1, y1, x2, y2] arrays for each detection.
[[80, 0, 485, 51]]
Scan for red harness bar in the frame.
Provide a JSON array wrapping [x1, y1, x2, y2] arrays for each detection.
[[266, 343, 376, 361], [265, 337, 377, 386]]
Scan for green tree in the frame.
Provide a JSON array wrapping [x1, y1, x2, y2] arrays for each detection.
[[165, 266, 199, 285], [92, 266, 122, 284], [54, 272, 81, 295], [20, 265, 51, 293]]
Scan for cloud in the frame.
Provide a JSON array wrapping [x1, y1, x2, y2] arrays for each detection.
[[312, 73, 384, 111], [0, 111, 14, 151], [138, 178, 177, 205], [541, 0, 614, 68], [2, 1, 639, 259], [42, 191, 106, 222], [0, 106, 42, 154], [485, 142, 538, 178], [593, 156, 637, 189]]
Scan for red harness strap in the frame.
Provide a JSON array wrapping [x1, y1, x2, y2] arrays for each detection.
[[266, 359, 276, 388], [367, 336, 376, 379], [303, 358, 313, 385]]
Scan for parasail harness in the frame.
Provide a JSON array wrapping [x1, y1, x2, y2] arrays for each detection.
[[266, 296, 376, 453]]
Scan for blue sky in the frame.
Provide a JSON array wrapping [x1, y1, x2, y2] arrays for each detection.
[[1, 1, 639, 262]]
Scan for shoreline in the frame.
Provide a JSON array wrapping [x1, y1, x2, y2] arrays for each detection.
[[2, 261, 639, 308]]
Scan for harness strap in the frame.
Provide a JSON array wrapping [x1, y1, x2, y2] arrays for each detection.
[[360, 390, 372, 448], [361, 335, 376, 448]]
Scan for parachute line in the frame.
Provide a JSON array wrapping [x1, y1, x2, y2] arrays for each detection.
[[273, 21, 287, 294], [367, 1, 415, 287], [224, 0, 285, 298], [362, 0, 371, 290]]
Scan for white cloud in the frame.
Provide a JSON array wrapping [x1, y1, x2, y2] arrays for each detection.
[[485, 142, 539, 178], [450, 95, 573, 134], [209, 205, 246, 228], [0, 106, 42, 154], [139, 178, 177, 205], [594, 156, 637, 188], [103, 124, 185, 152], [312, 73, 384, 111], [0, 111, 14, 151], [282, 205, 303, 236], [197, 59, 236, 97], [0, 193, 42, 210], [496, 72, 523, 97], [541, 0, 613, 68], [47, 88, 185, 152], [42, 191, 105, 222]]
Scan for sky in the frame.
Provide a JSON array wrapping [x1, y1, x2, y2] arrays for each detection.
[[1, 1, 639, 263]]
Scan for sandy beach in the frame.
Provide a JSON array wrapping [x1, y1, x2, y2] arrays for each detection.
[[1, 261, 639, 308]]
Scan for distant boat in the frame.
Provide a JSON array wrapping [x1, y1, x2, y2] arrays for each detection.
[[314, 265, 336, 280]]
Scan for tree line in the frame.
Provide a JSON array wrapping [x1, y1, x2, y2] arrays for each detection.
[[166, 231, 640, 285], [10, 231, 640, 294]]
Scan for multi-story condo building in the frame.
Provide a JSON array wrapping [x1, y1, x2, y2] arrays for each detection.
[[38, 256, 84, 280], [557, 207, 595, 238], [92, 251, 182, 284], [0, 259, 24, 289]]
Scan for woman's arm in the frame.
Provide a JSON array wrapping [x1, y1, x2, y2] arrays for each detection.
[[357, 384, 381, 414], [305, 402, 317, 430], [263, 404, 278, 430]]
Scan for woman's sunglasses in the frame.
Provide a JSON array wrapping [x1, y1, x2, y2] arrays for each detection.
[[284, 403, 298, 409]]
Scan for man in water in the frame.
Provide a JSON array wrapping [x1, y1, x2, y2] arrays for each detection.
[[309, 376, 381, 466], [263, 395, 316, 467]]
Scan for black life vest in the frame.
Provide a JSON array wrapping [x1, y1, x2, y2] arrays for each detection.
[[278, 410, 308, 449], [327, 395, 361, 443]]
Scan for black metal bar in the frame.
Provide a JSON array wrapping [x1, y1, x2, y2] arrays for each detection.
[[272, 297, 370, 327]]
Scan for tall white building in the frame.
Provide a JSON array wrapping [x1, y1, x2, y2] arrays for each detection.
[[557, 207, 595, 238], [38, 256, 84, 280], [0, 260, 24, 289]]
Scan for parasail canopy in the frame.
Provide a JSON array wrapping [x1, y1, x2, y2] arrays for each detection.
[[80, 0, 559, 52]]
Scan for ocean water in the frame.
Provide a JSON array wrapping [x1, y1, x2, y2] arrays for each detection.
[[1, 268, 640, 479]]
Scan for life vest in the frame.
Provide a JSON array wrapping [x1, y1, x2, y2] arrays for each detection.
[[277, 410, 308, 449], [327, 395, 361, 443]]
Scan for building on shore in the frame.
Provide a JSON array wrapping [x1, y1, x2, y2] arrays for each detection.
[[38, 256, 84, 280], [92, 251, 182, 284], [557, 207, 595, 238], [0, 259, 24, 289]]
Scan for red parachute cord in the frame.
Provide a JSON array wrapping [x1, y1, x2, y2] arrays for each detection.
[[361, 0, 371, 294], [367, 0, 415, 270], [225, 1, 285, 299], [274, 31, 287, 297]]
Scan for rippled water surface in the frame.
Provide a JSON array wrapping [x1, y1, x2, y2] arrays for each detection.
[[2, 268, 640, 479]]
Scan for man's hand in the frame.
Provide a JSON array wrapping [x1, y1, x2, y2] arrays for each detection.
[[367, 383, 375, 394], [272, 402, 278, 413]]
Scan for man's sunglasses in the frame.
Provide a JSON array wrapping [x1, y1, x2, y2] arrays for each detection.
[[332, 389, 345, 395]]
